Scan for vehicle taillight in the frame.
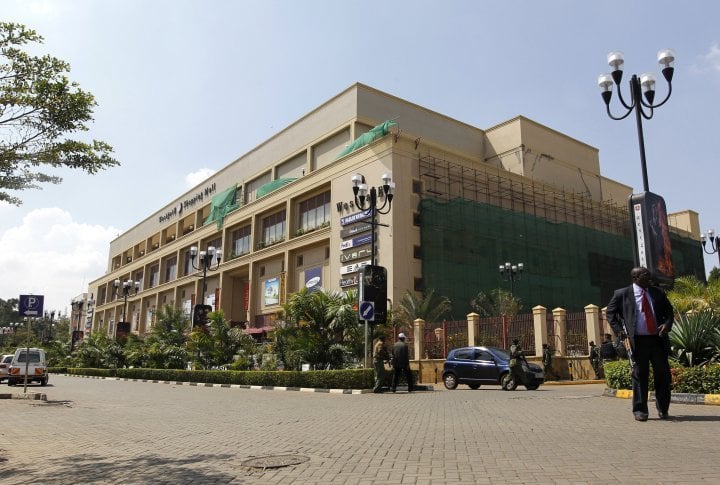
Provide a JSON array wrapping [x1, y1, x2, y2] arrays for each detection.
[[10, 368, 20, 375], [35, 368, 46, 375]]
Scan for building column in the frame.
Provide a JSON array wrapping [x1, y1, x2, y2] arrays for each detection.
[[467, 312, 479, 347], [585, 304, 602, 346], [413, 318, 425, 361], [532, 305, 548, 357], [553, 307, 567, 357]]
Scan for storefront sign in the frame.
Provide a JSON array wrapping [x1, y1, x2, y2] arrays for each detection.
[[340, 222, 372, 238], [159, 182, 217, 223], [340, 260, 371, 275], [339, 275, 359, 287], [340, 233, 372, 250], [340, 246, 372, 263], [340, 211, 371, 226]]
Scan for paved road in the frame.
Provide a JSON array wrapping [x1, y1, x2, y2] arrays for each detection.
[[2, 376, 719, 484]]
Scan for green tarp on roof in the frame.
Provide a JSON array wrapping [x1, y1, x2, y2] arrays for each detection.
[[256, 178, 297, 198], [204, 185, 239, 229], [335, 120, 398, 159]]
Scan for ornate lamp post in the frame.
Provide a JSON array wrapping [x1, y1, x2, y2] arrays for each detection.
[[597, 49, 675, 192], [351, 172, 394, 266], [351, 172, 395, 367], [499, 261, 524, 297], [189, 246, 221, 306], [701, 229, 720, 267], [113, 279, 140, 332]]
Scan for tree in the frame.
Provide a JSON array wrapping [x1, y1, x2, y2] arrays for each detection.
[[1, 22, 118, 205], [394, 289, 452, 327], [667, 275, 720, 314], [471, 288, 522, 317]]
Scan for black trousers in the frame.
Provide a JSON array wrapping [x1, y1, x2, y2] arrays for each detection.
[[391, 366, 413, 391], [632, 335, 671, 415]]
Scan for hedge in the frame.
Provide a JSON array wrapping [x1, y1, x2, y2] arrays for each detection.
[[604, 360, 720, 394], [58, 367, 375, 389]]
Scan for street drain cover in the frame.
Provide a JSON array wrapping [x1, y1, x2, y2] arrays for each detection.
[[241, 454, 309, 469]]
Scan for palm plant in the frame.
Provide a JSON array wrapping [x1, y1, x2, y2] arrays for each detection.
[[667, 275, 720, 314], [394, 289, 452, 327], [143, 305, 190, 369], [470, 288, 522, 317], [669, 310, 720, 366]]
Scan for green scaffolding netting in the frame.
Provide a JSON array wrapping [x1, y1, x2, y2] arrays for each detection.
[[335, 120, 398, 159], [204, 185, 239, 229], [419, 198, 705, 317], [256, 178, 297, 198]]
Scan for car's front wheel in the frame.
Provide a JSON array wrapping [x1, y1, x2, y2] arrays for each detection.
[[443, 373, 458, 390]]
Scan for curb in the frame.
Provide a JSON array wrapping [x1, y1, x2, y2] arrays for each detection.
[[602, 387, 720, 405], [0, 392, 47, 401], [66, 374, 434, 394]]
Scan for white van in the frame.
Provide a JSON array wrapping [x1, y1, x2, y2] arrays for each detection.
[[8, 347, 48, 386]]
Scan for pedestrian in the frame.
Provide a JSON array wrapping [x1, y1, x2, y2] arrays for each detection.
[[588, 341, 601, 379], [606, 266, 674, 422], [391, 333, 414, 392], [503, 337, 527, 390], [373, 335, 390, 393], [541, 343, 554, 379], [599, 333, 618, 363]]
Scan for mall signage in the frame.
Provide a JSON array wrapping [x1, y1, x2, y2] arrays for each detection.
[[159, 182, 217, 223]]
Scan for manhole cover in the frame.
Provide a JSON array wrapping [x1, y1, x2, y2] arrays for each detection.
[[241, 454, 309, 469]]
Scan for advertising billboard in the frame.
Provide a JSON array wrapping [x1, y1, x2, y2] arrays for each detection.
[[629, 192, 675, 287]]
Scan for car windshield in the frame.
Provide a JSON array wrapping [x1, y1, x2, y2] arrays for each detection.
[[490, 348, 511, 360], [16, 351, 41, 363]]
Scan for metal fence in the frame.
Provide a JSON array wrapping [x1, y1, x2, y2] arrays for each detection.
[[565, 311, 588, 356], [420, 320, 467, 359]]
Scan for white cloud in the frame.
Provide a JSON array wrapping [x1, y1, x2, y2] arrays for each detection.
[[185, 168, 216, 188], [705, 43, 720, 72], [0, 208, 119, 315]]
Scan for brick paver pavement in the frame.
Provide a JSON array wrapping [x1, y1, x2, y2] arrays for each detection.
[[2, 375, 719, 484]]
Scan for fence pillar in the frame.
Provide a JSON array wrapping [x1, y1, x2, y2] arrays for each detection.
[[601, 306, 614, 338], [413, 318, 425, 361], [532, 305, 548, 357], [467, 312, 479, 347], [585, 304, 602, 347], [553, 307, 567, 357]]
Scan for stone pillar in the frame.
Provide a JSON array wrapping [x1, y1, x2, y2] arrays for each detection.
[[553, 307, 567, 356], [585, 304, 602, 347], [413, 318, 425, 361], [467, 313, 479, 347], [532, 305, 548, 357]]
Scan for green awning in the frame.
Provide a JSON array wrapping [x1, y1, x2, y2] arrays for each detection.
[[335, 120, 398, 159], [256, 178, 297, 198], [204, 185, 239, 229]]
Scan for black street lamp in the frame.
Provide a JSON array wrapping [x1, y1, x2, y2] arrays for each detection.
[[499, 262, 524, 297], [189, 246, 221, 306], [351, 172, 394, 368], [701, 229, 720, 267], [598, 49, 675, 192], [351, 172, 394, 266], [113, 279, 140, 332]]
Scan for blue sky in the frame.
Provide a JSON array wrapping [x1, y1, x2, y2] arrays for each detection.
[[2, 0, 719, 314]]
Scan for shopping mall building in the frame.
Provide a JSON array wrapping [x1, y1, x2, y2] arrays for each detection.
[[86, 83, 704, 337]]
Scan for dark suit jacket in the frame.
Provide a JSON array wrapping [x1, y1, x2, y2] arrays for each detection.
[[606, 285, 674, 350]]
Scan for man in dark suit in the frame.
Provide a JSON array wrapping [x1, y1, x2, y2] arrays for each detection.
[[606, 267, 674, 421], [391, 333, 413, 393]]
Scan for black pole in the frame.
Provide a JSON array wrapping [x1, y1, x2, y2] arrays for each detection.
[[630, 75, 650, 192], [370, 187, 377, 266]]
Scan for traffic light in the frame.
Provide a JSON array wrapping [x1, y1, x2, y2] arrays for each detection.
[[193, 304, 212, 327], [359, 265, 387, 324]]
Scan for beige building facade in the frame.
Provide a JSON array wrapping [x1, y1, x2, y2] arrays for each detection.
[[86, 83, 700, 337]]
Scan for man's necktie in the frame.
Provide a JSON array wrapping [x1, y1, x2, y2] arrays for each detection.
[[641, 289, 657, 334]]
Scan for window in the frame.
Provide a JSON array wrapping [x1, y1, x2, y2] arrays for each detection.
[[455, 349, 474, 360], [262, 210, 286, 245], [231, 226, 251, 257], [149, 265, 160, 288], [165, 257, 177, 282], [413, 277, 424, 292], [412, 179, 422, 194], [413, 245, 422, 259], [298, 192, 330, 232], [184, 250, 193, 275]]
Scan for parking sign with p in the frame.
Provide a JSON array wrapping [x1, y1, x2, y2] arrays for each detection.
[[19, 294, 44, 317]]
